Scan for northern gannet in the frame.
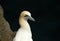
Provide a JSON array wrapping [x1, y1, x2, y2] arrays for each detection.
[[13, 11, 35, 41]]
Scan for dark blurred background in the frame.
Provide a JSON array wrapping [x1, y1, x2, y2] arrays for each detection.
[[0, 0, 60, 41]]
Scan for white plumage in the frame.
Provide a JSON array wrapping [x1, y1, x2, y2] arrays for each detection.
[[13, 11, 35, 41]]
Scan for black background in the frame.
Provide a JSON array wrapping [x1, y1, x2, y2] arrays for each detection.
[[0, 0, 60, 41]]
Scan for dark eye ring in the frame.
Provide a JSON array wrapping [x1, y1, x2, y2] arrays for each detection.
[[24, 15, 29, 17]]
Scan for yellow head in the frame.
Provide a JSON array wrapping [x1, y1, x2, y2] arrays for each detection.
[[20, 11, 35, 21]]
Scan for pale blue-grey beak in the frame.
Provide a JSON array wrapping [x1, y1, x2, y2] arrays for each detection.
[[28, 16, 35, 21], [24, 15, 35, 21]]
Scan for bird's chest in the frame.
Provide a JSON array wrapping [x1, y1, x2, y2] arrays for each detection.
[[14, 29, 32, 41], [18, 29, 32, 37], [20, 30, 32, 37]]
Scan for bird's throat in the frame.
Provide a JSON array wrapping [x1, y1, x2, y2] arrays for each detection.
[[19, 17, 30, 30]]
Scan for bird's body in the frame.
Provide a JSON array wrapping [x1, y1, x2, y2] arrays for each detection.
[[13, 11, 35, 41], [13, 28, 33, 41]]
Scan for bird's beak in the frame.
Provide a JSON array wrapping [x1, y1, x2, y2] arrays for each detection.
[[28, 16, 35, 21]]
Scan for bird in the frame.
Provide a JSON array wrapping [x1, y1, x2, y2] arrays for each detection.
[[13, 11, 35, 41]]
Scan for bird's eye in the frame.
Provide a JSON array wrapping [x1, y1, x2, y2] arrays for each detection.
[[24, 15, 29, 17]]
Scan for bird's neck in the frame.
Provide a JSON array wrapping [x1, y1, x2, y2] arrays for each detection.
[[19, 17, 31, 30]]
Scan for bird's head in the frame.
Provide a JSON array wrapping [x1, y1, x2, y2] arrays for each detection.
[[20, 11, 35, 21]]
